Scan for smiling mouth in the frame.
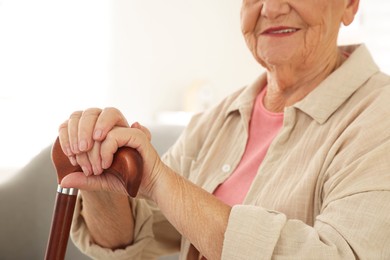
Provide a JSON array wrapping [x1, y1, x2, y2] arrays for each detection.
[[262, 28, 300, 35]]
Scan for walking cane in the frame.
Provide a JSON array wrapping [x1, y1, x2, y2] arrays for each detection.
[[45, 138, 143, 260]]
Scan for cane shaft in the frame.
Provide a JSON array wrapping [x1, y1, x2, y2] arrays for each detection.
[[45, 138, 143, 260], [45, 192, 77, 260]]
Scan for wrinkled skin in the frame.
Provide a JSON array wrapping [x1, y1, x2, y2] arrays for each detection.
[[241, 0, 359, 112]]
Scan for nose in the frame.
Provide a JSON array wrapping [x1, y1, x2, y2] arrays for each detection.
[[261, 0, 291, 19]]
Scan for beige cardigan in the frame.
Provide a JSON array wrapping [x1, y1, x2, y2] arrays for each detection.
[[71, 44, 390, 259]]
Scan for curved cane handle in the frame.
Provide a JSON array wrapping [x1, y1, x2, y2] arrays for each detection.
[[50, 138, 143, 196], [45, 138, 143, 260]]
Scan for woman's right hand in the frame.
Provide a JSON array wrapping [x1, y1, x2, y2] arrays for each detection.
[[58, 107, 132, 193], [60, 107, 129, 157], [58, 106, 166, 200], [58, 107, 141, 248]]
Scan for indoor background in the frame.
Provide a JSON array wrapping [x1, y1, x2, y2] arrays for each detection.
[[0, 0, 389, 184], [0, 1, 388, 259]]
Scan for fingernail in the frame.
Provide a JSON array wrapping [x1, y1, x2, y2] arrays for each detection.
[[79, 140, 87, 151], [94, 129, 102, 139], [66, 147, 72, 156], [102, 161, 108, 169], [73, 143, 79, 153], [93, 165, 102, 175], [69, 156, 77, 166], [82, 166, 90, 176]]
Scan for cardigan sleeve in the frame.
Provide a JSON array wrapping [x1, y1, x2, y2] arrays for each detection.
[[70, 195, 181, 260], [222, 138, 390, 259], [223, 191, 390, 259]]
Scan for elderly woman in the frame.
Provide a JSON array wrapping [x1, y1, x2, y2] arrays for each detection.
[[59, 0, 390, 259]]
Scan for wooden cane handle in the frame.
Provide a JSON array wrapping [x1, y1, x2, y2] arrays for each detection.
[[50, 138, 143, 196], [45, 137, 143, 260]]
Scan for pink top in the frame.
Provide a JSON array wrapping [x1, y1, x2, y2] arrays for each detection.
[[213, 87, 284, 206]]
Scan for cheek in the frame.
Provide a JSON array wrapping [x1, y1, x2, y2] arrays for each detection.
[[304, 17, 340, 51], [240, 2, 262, 33], [241, 1, 263, 60], [304, 26, 323, 49], [297, 6, 336, 58], [298, 2, 342, 45], [299, 28, 322, 64]]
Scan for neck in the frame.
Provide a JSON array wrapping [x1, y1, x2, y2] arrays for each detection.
[[263, 50, 346, 113]]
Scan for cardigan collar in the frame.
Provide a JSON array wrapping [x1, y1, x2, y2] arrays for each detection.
[[225, 44, 380, 125]]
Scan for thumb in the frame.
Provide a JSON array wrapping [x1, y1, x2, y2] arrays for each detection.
[[61, 172, 129, 195], [131, 122, 152, 141], [60, 172, 88, 189]]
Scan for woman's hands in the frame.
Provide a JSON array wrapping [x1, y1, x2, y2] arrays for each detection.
[[58, 107, 129, 171], [58, 107, 165, 199], [58, 107, 230, 259]]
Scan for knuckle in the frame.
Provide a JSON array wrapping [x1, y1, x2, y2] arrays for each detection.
[[104, 107, 128, 126], [103, 107, 119, 114], [76, 153, 89, 165], [105, 130, 115, 141], [69, 110, 83, 120], [58, 120, 69, 132], [103, 107, 124, 120], [82, 107, 102, 117]]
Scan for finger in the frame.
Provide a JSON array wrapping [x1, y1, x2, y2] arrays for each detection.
[[75, 153, 93, 176], [60, 172, 129, 195], [98, 126, 164, 198], [78, 108, 102, 152], [93, 107, 129, 141], [68, 110, 83, 154], [131, 122, 152, 141], [87, 141, 103, 175], [100, 127, 148, 169], [69, 155, 78, 166], [58, 119, 73, 157]]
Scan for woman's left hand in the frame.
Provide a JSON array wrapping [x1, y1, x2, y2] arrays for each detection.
[[61, 122, 166, 199], [100, 122, 166, 198]]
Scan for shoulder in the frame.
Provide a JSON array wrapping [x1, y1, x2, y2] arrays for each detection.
[[356, 71, 390, 114]]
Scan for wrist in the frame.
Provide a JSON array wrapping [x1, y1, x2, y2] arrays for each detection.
[[148, 163, 178, 204], [79, 190, 135, 248]]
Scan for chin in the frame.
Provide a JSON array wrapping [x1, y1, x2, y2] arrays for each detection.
[[259, 55, 296, 68], [257, 40, 302, 68], [258, 45, 293, 61]]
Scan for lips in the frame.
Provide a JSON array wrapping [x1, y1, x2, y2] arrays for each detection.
[[262, 27, 300, 35]]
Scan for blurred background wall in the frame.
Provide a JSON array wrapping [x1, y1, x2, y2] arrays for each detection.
[[0, 0, 389, 184]]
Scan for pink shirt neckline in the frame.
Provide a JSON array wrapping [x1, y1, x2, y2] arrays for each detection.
[[213, 87, 284, 206]]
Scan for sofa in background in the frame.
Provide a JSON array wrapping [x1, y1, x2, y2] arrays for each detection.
[[0, 124, 184, 260]]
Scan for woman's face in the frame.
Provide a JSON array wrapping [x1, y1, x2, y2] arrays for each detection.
[[241, 0, 359, 69]]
